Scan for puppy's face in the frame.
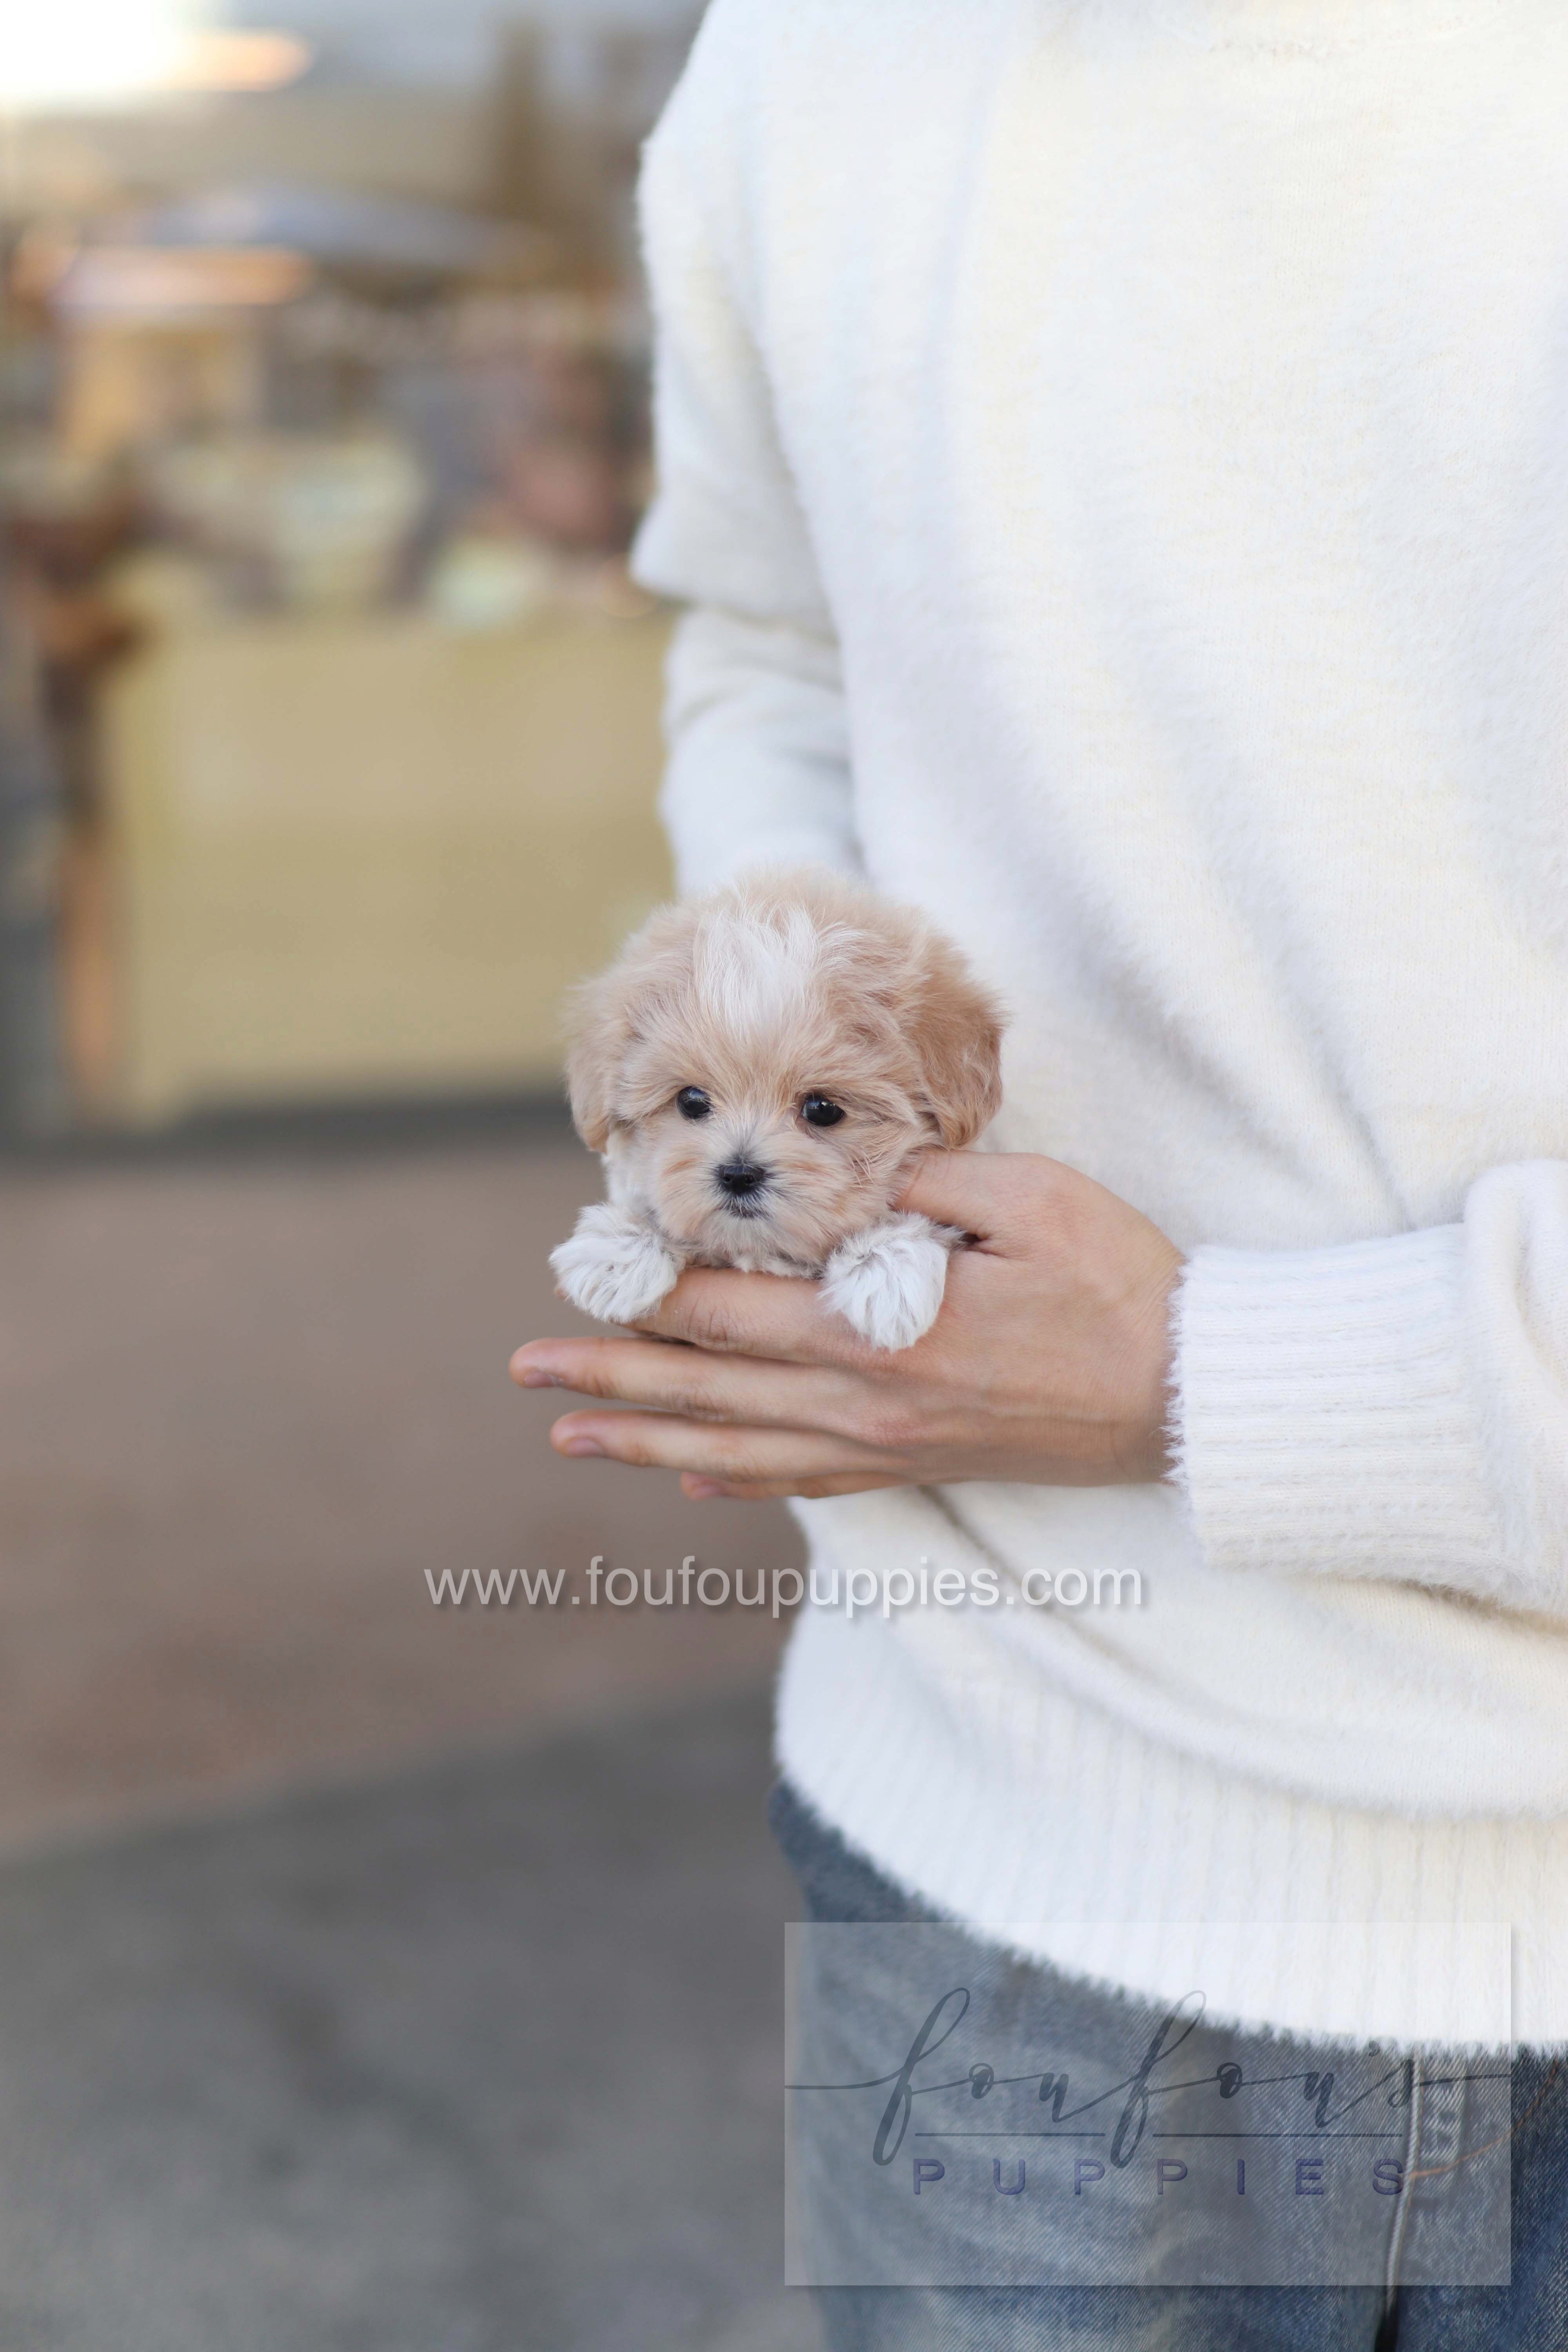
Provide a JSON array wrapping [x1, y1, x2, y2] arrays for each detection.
[[619, 1024, 930, 1272], [566, 875, 1004, 1269]]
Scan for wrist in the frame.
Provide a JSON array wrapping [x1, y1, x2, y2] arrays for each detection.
[[1112, 1243, 1185, 1482]]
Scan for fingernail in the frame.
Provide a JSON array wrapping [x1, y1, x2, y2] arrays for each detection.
[[559, 1434, 604, 1458], [517, 1368, 562, 1388], [686, 1479, 725, 1500]]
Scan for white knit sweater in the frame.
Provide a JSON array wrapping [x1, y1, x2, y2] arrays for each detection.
[[632, 0, 1568, 2047]]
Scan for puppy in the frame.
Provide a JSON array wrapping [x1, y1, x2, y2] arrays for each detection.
[[550, 869, 1004, 1350]]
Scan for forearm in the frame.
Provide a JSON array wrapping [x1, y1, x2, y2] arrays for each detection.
[[1172, 1163, 1568, 1614]]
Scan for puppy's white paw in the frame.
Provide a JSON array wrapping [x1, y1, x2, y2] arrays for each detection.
[[551, 1204, 682, 1325], [822, 1214, 953, 1351]]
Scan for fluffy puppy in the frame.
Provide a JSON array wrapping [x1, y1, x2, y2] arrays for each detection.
[[550, 869, 1004, 1350]]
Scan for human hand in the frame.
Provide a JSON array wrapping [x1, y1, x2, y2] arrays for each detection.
[[511, 1153, 1184, 1501]]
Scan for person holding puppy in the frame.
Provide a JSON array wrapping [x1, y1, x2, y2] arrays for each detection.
[[513, 1, 1568, 2338]]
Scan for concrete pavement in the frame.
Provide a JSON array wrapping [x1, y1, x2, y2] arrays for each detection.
[[0, 1125, 818, 2349]]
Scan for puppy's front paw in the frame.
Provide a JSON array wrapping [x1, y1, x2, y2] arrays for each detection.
[[550, 1204, 682, 1325], [822, 1214, 953, 1351]]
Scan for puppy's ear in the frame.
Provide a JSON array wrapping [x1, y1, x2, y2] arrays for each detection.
[[909, 940, 1004, 1149], [563, 898, 698, 1151], [563, 966, 637, 1153]]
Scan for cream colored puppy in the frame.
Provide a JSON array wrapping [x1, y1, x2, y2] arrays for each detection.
[[550, 870, 1004, 1350]]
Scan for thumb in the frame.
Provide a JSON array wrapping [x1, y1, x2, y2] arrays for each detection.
[[896, 1149, 1036, 1244]]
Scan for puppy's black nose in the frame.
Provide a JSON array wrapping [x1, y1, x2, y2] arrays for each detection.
[[715, 1160, 769, 1198]]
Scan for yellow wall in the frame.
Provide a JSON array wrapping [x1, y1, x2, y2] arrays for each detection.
[[98, 604, 674, 1120]]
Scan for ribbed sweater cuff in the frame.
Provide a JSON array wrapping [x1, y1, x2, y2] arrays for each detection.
[[1172, 1225, 1512, 1597]]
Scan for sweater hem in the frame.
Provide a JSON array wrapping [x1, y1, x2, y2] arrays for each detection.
[[777, 1601, 1568, 2051]]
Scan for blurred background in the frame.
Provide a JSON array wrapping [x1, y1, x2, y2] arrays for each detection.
[[0, 4, 817, 2345]]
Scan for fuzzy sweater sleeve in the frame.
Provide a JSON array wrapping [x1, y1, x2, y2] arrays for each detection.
[[1174, 1161, 1568, 1615], [629, 3, 860, 895]]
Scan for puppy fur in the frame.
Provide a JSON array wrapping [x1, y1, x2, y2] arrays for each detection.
[[550, 869, 1004, 1348]]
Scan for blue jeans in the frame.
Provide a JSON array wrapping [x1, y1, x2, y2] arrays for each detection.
[[771, 1782, 1568, 2351]]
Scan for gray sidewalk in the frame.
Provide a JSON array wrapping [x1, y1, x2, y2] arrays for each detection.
[[0, 1128, 815, 2349], [0, 1128, 800, 1850], [0, 1688, 819, 2352]]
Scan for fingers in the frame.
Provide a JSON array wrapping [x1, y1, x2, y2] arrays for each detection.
[[683, 1470, 912, 1503], [629, 1265, 884, 1367], [546, 1409, 899, 1485], [511, 1334, 866, 1435]]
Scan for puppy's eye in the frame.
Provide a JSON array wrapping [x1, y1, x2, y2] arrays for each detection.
[[675, 1087, 712, 1121], [801, 1094, 845, 1129]]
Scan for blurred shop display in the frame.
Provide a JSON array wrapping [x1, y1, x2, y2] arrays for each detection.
[[488, 22, 697, 282], [0, 8, 701, 1133], [146, 430, 428, 611], [135, 181, 548, 283]]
